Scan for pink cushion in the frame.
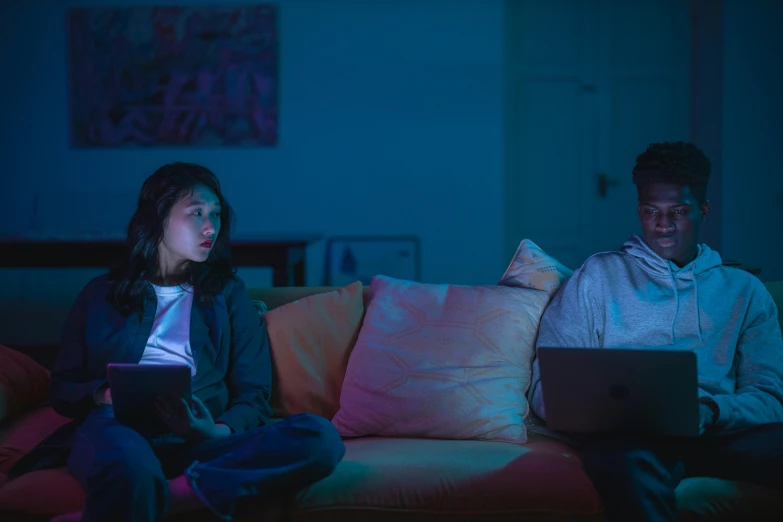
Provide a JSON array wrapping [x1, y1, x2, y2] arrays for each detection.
[[0, 467, 84, 514], [332, 276, 550, 444]]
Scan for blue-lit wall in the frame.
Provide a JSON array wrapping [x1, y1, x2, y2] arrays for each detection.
[[0, 0, 506, 289], [0, 0, 781, 301], [721, 0, 783, 282]]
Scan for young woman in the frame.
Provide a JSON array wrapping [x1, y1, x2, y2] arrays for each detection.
[[46, 163, 345, 521]]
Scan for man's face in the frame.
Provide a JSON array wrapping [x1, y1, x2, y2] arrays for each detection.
[[637, 183, 710, 267]]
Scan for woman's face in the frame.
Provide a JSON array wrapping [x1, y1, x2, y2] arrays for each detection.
[[158, 185, 222, 272]]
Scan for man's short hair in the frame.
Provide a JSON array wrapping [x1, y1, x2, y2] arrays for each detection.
[[632, 141, 711, 202]]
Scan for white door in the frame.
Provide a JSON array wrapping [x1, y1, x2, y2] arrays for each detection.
[[504, 0, 598, 271], [593, 0, 691, 254], [505, 0, 690, 271]]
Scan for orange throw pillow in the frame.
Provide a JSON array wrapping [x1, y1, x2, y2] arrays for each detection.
[[0, 345, 51, 423], [264, 282, 364, 419]]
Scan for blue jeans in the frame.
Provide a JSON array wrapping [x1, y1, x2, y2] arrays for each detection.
[[578, 422, 783, 522], [67, 406, 345, 522]]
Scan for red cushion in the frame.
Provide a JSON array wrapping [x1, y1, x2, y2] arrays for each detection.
[[0, 345, 51, 423], [0, 467, 84, 514], [0, 406, 71, 475]]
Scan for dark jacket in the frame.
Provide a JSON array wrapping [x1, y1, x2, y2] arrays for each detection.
[[10, 273, 272, 478]]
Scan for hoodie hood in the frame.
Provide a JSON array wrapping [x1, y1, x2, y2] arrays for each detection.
[[621, 234, 723, 343], [621, 234, 723, 278]]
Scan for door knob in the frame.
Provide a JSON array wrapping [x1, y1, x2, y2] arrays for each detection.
[[597, 172, 621, 198]]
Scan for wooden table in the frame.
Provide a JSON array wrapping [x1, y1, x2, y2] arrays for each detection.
[[0, 235, 322, 287]]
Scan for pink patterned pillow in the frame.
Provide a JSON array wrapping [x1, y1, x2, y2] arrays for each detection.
[[331, 275, 550, 444], [499, 239, 573, 297]]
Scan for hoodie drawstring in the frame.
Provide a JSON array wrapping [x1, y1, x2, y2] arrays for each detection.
[[668, 262, 704, 344], [667, 264, 679, 344], [622, 236, 718, 345], [693, 264, 703, 342]]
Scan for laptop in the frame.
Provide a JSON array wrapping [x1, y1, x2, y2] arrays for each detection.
[[537, 347, 700, 438]]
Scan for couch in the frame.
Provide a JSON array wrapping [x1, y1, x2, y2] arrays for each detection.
[[1, 277, 782, 522]]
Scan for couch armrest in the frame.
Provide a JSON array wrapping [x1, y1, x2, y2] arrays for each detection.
[[0, 407, 71, 477]]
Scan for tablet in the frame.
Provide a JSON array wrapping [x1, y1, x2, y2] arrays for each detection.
[[107, 363, 192, 435]]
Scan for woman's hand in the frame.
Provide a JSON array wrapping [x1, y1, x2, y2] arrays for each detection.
[[156, 395, 230, 440], [95, 385, 112, 405]]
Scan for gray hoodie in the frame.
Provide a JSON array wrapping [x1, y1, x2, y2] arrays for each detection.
[[529, 235, 783, 434]]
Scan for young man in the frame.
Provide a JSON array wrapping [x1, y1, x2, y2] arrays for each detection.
[[528, 141, 783, 521]]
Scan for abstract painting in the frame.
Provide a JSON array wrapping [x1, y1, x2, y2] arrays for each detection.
[[67, 5, 278, 147]]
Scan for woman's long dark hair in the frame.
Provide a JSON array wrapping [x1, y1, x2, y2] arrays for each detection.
[[108, 162, 237, 315]]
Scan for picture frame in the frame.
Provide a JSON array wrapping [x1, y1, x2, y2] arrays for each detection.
[[324, 236, 421, 286]]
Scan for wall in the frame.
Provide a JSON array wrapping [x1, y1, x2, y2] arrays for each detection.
[[721, 0, 783, 282], [690, 0, 723, 253], [0, 0, 506, 292], [2, 0, 781, 345]]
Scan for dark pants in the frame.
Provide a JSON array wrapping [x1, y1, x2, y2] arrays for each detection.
[[578, 423, 783, 522], [67, 406, 346, 522]]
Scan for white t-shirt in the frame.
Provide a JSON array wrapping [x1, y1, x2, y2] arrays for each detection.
[[139, 283, 197, 376]]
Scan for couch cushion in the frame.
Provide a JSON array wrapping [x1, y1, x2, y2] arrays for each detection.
[[264, 281, 365, 419], [0, 467, 84, 514], [248, 286, 371, 312], [0, 345, 51, 423], [333, 276, 550, 444], [0, 466, 286, 522], [499, 239, 574, 297], [290, 435, 603, 522], [0, 406, 71, 475], [763, 280, 783, 329], [675, 476, 783, 521]]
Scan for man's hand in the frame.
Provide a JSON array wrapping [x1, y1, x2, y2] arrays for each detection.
[[698, 401, 717, 435], [155, 395, 230, 440]]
